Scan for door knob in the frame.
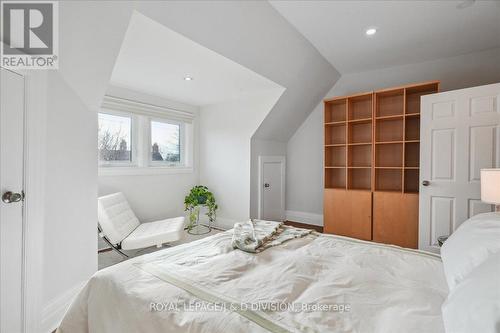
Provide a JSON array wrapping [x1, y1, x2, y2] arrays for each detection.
[[2, 191, 24, 203], [422, 180, 430, 186], [264, 183, 270, 188]]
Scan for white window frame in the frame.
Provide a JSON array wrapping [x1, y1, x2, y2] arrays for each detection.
[[148, 117, 186, 167], [98, 108, 138, 168], [98, 96, 195, 176]]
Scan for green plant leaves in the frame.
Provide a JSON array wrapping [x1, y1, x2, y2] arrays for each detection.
[[184, 185, 217, 230]]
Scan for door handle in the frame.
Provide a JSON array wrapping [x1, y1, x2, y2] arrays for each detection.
[[2, 191, 24, 204], [422, 180, 430, 186]]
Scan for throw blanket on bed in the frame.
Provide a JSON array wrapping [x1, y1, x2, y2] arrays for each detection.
[[231, 220, 311, 253]]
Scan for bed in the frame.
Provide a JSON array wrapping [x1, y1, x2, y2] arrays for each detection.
[[58, 228, 448, 333]]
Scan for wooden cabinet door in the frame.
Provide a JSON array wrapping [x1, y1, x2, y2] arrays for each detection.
[[324, 189, 372, 240], [373, 192, 418, 248]]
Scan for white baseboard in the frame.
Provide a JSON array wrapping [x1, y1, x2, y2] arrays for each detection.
[[41, 281, 86, 333], [285, 210, 323, 226]]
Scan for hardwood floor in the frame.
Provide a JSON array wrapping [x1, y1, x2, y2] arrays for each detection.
[[284, 221, 323, 233]]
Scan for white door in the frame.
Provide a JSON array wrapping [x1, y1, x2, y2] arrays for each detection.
[[0, 68, 25, 332], [420, 83, 500, 252], [259, 156, 285, 221]]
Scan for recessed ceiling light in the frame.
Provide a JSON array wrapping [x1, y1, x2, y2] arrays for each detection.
[[184, 76, 193, 81], [365, 28, 377, 36]]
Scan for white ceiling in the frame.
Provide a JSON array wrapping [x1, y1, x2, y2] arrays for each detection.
[[270, 0, 500, 74], [110, 11, 283, 106]]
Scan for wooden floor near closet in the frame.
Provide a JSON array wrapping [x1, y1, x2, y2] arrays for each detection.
[[284, 221, 323, 233]]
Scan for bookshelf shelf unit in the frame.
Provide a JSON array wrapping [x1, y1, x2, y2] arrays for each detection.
[[324, 93, 373, 191], [324, 81, 439, 248]]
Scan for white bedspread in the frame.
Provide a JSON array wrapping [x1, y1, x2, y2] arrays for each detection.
[[58, 231, 448, 333]]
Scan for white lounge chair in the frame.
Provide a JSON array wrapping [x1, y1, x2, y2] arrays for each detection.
[[98, 192, 185, 258]]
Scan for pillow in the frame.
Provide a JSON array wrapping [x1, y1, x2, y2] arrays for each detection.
[[442, 252, 500, 333], [440, 212, 500, 290]]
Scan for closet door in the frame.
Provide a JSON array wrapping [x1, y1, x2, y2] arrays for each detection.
[[324, 189, 372, 240]]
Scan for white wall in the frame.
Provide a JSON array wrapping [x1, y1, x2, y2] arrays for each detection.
[[199, 90, 283, 228], [286, 48, 500, 223], [98, 85, 199, 223], [41, 71, 98, 331]]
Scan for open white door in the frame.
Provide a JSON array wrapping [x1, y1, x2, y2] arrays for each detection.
[[0, 68, 25, 332], [258, 156, 285, 221], [420, 83, 500, 252]]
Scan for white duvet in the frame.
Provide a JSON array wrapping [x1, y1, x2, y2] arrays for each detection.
[[58, 231, 448, 333]]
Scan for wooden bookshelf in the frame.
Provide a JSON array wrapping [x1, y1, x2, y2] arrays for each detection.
[[324, 97, 347, 190], [373, 81, 439, 193], [324, 81, 439, 248]]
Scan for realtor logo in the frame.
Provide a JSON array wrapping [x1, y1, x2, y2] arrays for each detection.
[[1, 1, 58, 69]]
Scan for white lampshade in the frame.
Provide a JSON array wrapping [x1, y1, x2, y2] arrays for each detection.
[[481, 169, 500, 205]]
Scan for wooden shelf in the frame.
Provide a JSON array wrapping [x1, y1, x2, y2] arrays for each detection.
[[405, 142, 420, 168], [348, 94, 373, 121], [404, 169, 419, 193], [405, 113, 420, 118], [405, 116, 420, 141], [376, 89, 404, 118], [376, 115, 404, 120], [348, 118, 372, 124], [324, 81, 439, 248], [325, 123, 346, 145], [349, 122, 372, 144], [405, 83, 439, 115], [325, 99, 347, 123], [325, 146, 346, 168], [376, 118, 403, 142], [325, 121, 346, 126], [325, 168, 346, 189], [375, 169, 402, 192], [348, 168, 371, 190], [348, 142, 371, 146], [376, 143, 403, 168], [376, 140, 404, 144], [348, 144, 372, 168]]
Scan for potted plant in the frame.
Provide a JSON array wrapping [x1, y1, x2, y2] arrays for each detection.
[[184, 185, 218, 233]]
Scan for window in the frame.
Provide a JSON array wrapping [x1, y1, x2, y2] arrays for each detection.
[[98, 113, 133, 164], [151, 120, 182, 165], [98, 102, 193, 175]]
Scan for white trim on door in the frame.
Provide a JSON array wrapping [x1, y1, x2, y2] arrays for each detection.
[[1, 65, 48, 332], [22, 71, 47, 333], [258, 155, 286, 221]]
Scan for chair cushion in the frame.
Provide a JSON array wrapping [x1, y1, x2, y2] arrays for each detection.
[[121, 217, 185, 250], [98, 192, 140, 245]]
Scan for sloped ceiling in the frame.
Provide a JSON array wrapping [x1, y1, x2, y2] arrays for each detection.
[[110, 12, 284, 107], [58, 1, 340, 142], [270, 0, 500, 74]]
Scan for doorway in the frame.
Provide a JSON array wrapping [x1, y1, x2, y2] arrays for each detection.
[[258, 156, 286, 221]]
